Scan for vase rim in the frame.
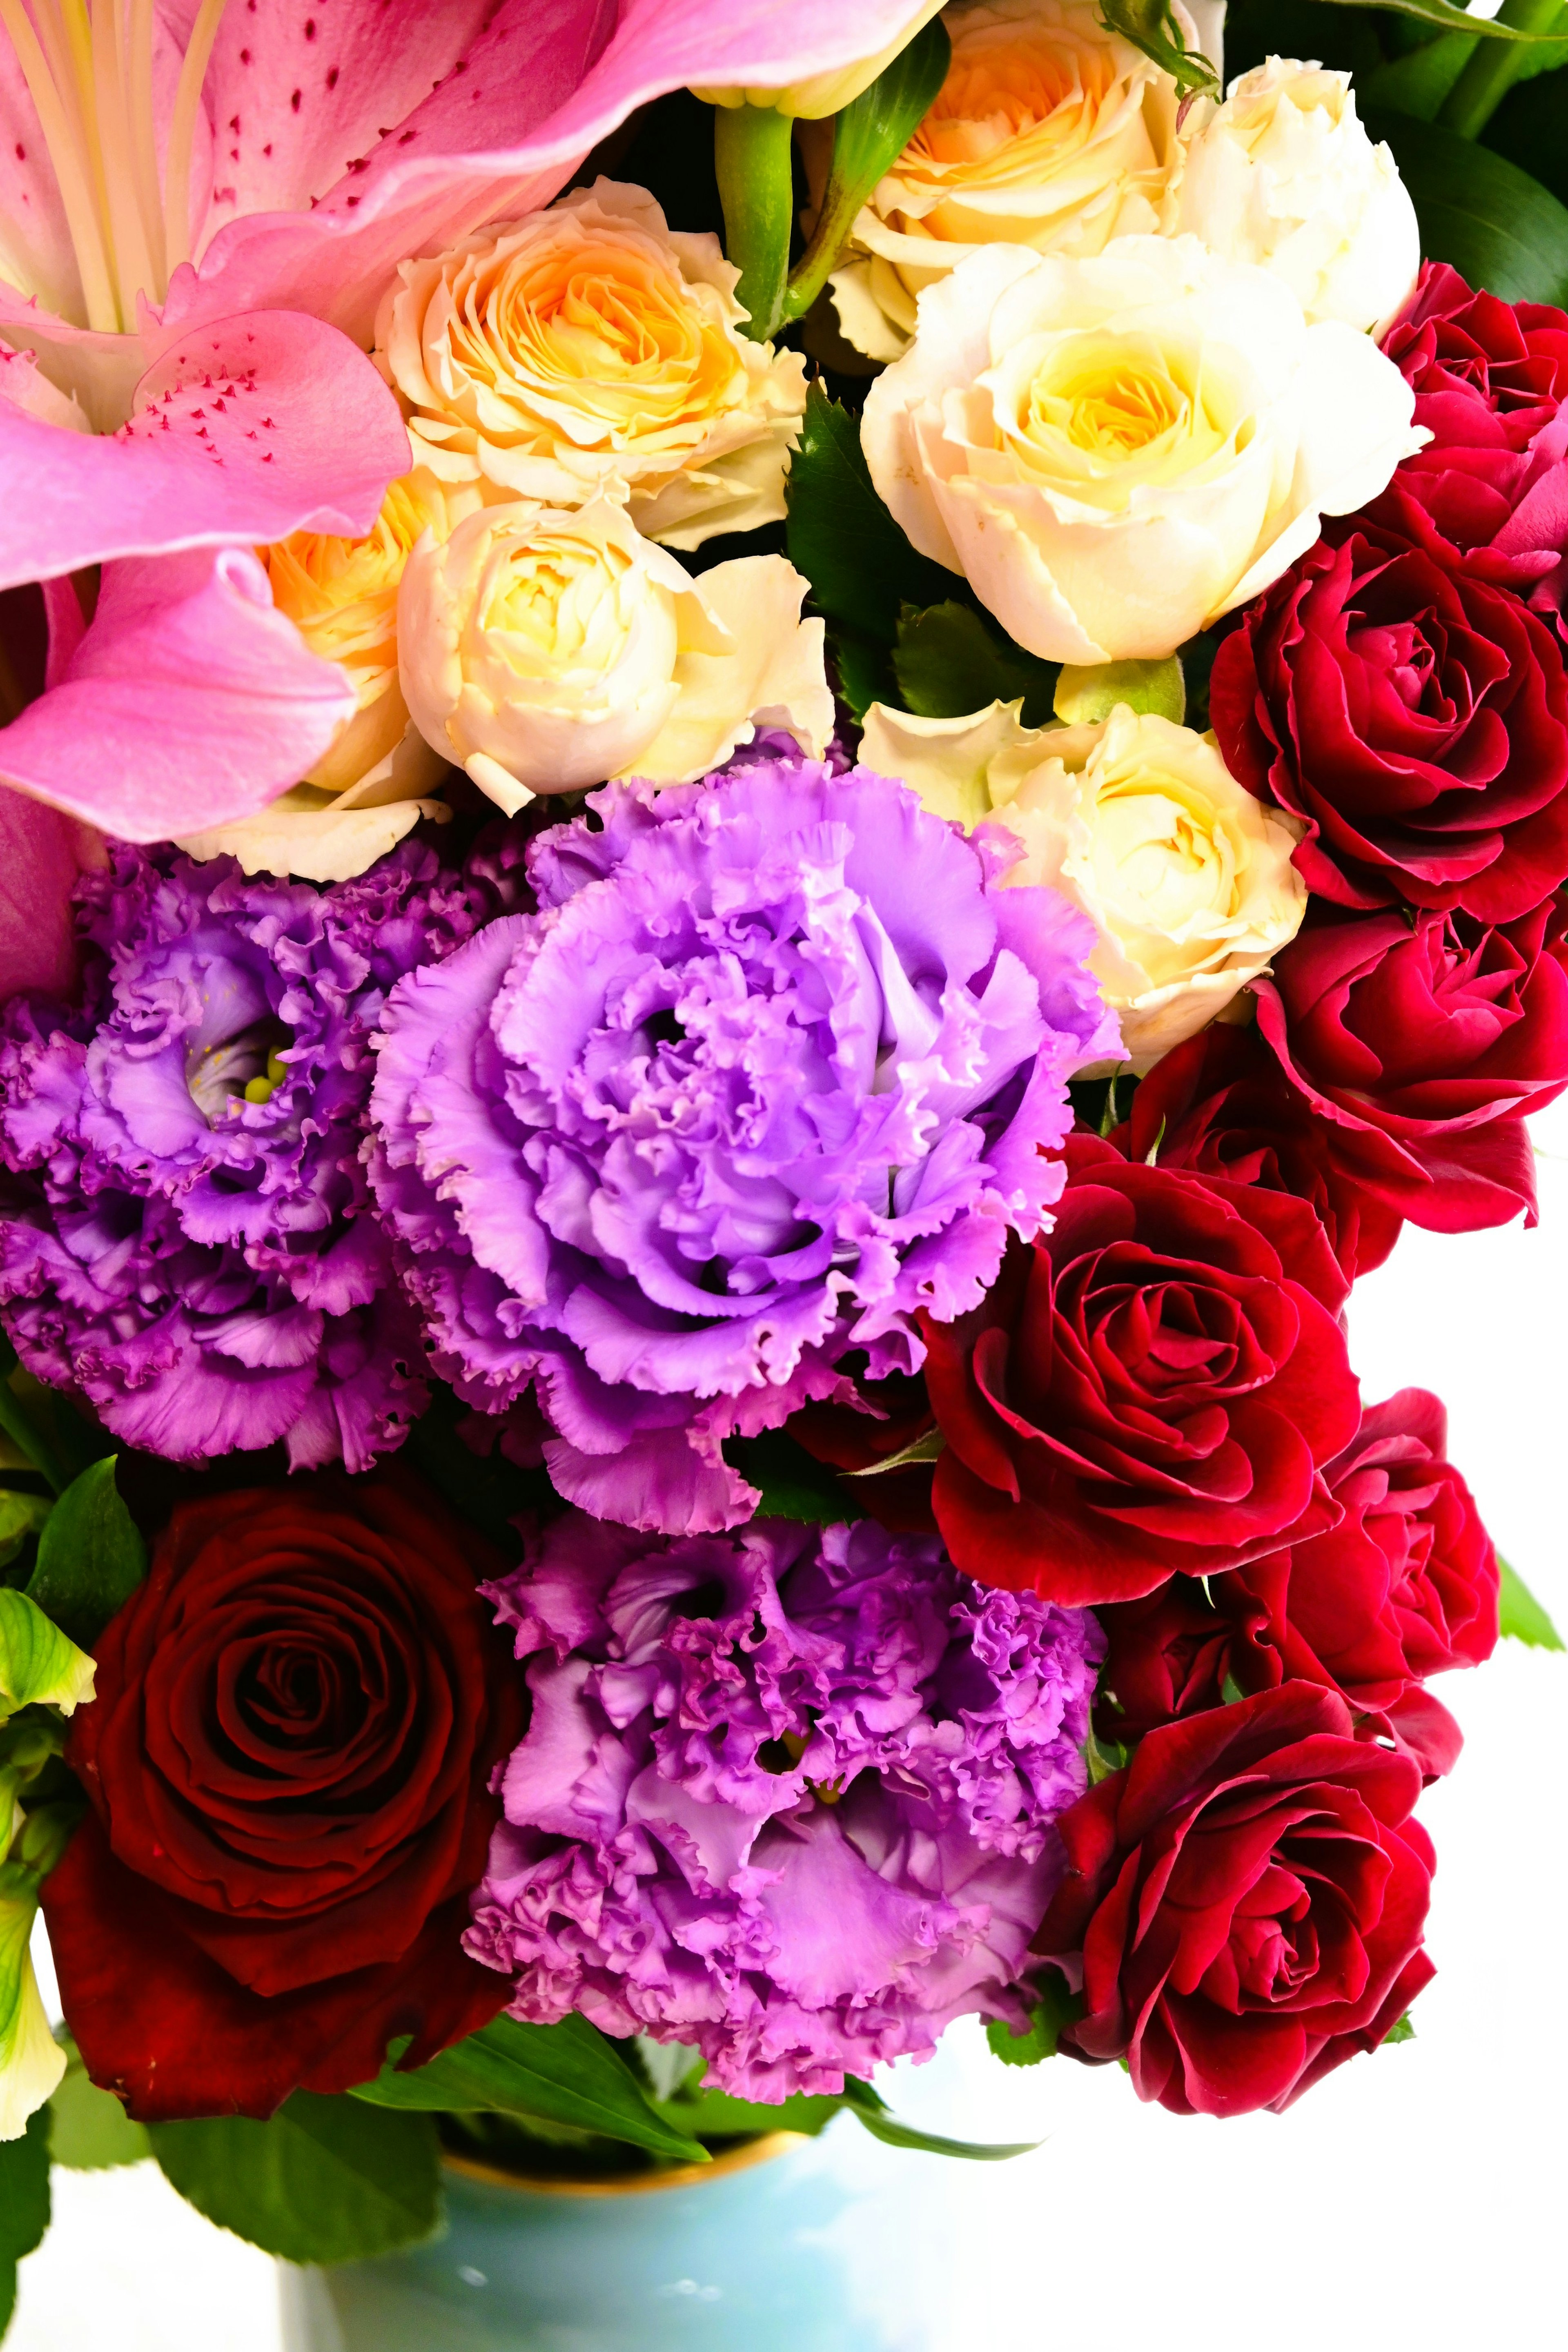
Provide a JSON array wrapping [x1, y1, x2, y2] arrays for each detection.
[[441, 2130, 809, 2201]]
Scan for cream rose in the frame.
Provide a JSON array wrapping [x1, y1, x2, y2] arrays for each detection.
[[860, 696, 1306, 1068], [398, 496, 833, 813], [1167, 58, 1421, 335], [831, 0, 1192, 363], [176, 472, 460, 883], [375, 182, 808, 552], [862, 233, 1424, 664]]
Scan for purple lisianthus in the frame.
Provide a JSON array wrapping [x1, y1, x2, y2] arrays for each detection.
[[465, 1512, 1103, 2103], [369, 760, 1118, 1533], [0, 838, 513, 1470]]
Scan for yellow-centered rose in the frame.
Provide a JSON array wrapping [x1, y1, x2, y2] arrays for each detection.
[[832, 0, 1192, 363], [375, 182, 808, 551], [861, 697, 1306, 1069]]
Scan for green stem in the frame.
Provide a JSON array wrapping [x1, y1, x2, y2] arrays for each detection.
[[713, 103, 796, 343], [1437, 0, 1566, 139]]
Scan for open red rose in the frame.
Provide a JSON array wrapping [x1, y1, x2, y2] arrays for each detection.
[[1098, 1389, 1499, 1778], [1212, 514, 1568, 923], [1253, 898, 1568, 1236], [1036, 1683, 1436, 2117], [922, 1138, 1359, 1607], [1107, 1023, 1405, 1282], [43, 1468, 525, 2121], [1376, 262, 1568, 628]]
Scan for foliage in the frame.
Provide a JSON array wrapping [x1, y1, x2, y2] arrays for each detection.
[[1497, 1559, 1565, 1650], [0, 2105, 50, 2338], [1367, 107, 1568, 304], [722, 1429, 860, 1524], [986, 1974, 1087, 2068], [47, 2036, 151, 2172], [25, 1459, 146, 1652]]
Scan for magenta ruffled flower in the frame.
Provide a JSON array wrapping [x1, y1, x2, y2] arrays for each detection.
[[369, 760, 1118, 1533], [465, 1512, 1103, 2103], [0, 837, 515, 1469]]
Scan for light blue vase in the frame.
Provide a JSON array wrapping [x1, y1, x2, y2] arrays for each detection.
[[278, 2131, 917, 2352]]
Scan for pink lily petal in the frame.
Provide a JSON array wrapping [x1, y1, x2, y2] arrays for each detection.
[[0, 312, 408, 590], [0, 546, 355, 840], [0, 790, 94, 1001]]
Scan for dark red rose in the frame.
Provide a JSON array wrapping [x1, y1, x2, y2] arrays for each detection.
[[1107, 1022, 1405, 1281], [1253, 898, 1568, 1235], [42, 1468, 525, 2121], [1098, 1389, 1499, 1778], [1212, 515, 1568, 922], [1036, 1683, 1436, 2116], [922, 1138, 1360, 1606], [1376, 261, 1568, 627]]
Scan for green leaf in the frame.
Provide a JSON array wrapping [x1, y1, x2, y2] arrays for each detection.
[[350, 2014, 708, 2168], [0, 2103, 50, 2336], [722, 1429, 860, 1525], [1364, 107, 1568, 304], [986, 1973, 1084, 2068], [48, 2036, 151, 2172], [785, 384, 960, 648], [26, 1457, 146, 1651], [149, 2091, 442, 2265], [1322, 0, 1568, 38], [1383, 2011, 1417, 2046], [845, 1426, 945, 1479], [891, 602, 1059, 728], [0, 1590, 95, 1722], [0, 1495, 50, 1579], [1085, 1724, 1129, 1785], [1054, 656, 1186, 727], [1497, 1557, 1564, 1650], [659, 2082, 848, 2141], [1361, 30, 1477, 120], [839, 2078, 1037, 2161], [1485, 66, 1568, 205]]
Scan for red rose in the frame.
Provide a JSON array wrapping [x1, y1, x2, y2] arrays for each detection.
[[42, 1468, 525, 2121], [1376, 261, 1568, 627], [1037, 1684, 1436, 2116], [1212, 516, 1568, 922], [922, 1138, 1360, 1606], [1098, 1390, 1499, 1778], [1107, 1023, 1405, 1281], [1253, 898, 1568, 1235]]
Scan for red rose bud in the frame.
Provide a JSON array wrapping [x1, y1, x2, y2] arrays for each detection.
[[1098, 1389, 1499, 1778], [1212, 517, 1568, 924], [1037, 1683, 1437, 2117], [923, 1138, 1360, 1607], [1253, 898, 1568, 1236], [1377, 261, 1568, 630], [42, 1469, 525, 2121]]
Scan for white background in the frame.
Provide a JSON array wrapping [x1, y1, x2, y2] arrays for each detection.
[[14, 1100, 1568, 2352]]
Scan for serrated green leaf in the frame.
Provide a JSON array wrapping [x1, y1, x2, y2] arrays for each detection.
[[891, 602, 1059, 727], [0, 1591, 94, 1722], [350, 2014, 708, 2168], [25, 1457, 146, 1652], [0, 2101, 50, 2332], [1497, 1557, 1564, 1650], [723, 1430, 860, 1526], [149, 2091, 441, 2265], [986, 1973, 1085, 2068], [1365, 107, 1568, 304], [785, 384, 959, 647], [48, 2036, 151, 2172], [840, 2078, 1037, 2161]]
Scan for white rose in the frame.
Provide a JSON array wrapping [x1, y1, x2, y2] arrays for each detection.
[[860, 695, 1307, 1069], [1167, 57, 1421, 335], [862, 233, 1424, 664], [398, 496, 833, 812], [831, 0, 1192, 364], [374, 182, 807, 552]]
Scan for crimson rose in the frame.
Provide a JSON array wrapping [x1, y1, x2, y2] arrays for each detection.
[[1212, 515, 1568, 922], [1036, 1684, 1436, 2116], [43, 1470, 525, 2120], [1254, 899, 1568, 1236], [922, 1138, 1359, 1606], [1098, 1389, 1499, 1778], [1376, 262, 1568, 627]]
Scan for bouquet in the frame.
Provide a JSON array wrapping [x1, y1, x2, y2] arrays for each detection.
[[0, 0, 1565, 2302]]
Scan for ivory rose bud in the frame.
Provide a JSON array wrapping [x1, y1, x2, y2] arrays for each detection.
[[398, 496, 833, 810], [1168, 58, 1420, 335], [862, 234, 1424, 664], [832, 0, 1192, 363], [376, 183, 808, 551], [694, 0, 949, 116], [862, 697, 1305, 1067]]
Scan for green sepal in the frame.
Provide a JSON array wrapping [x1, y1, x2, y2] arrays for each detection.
[[892, 601, 1058, 727], [713, 101, 796, 344], [1497, 1557, 1564, 1650], [839, 2077, 1038, 2161], [1383, 2011, 1417, 2046], [1098, 2, 1218, 97], [986, 1972, 1085, 2068], [26, 1457, 146, 1652], [149, 2091, 442, 2265], [350, 2014, 708, 2168]]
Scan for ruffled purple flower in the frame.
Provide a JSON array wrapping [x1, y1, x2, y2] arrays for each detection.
[[0, 838, 514, 1470], [369, 761, 1118, 1533], [465, 1512, 1103, 2103]]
